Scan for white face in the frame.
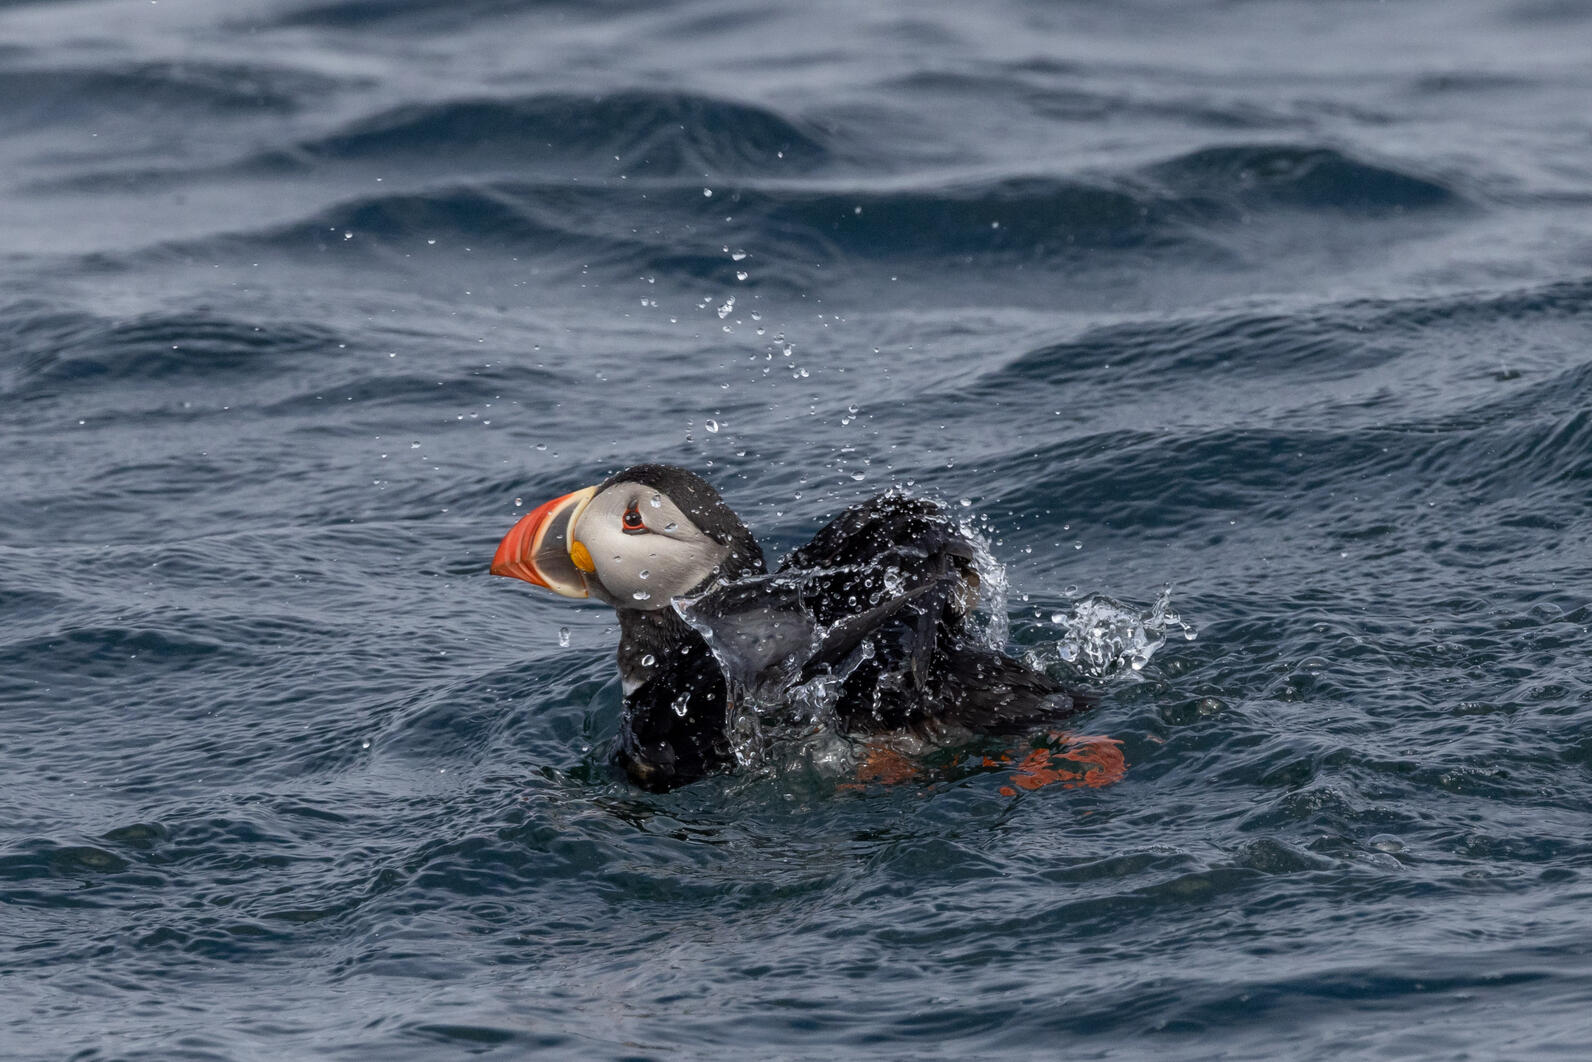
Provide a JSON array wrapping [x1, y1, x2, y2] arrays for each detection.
[[571, 481, 730, 609]]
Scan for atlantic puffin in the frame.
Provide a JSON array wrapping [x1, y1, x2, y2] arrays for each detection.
[[491, 464, 1086, 791]]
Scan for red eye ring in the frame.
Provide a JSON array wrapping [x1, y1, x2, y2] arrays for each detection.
[[621, 507, 646, 534]]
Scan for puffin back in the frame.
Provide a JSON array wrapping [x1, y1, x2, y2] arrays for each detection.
[[780, 491, 1086, 735], [607, 478, 1088, 790], [779, 492, 978, 626]]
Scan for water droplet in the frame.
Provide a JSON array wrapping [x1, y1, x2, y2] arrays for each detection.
[[514, 497, 523, 507], [1050, 611, 1066, 624], [705, 419, 720, 433], [851, 471, 866, 481], [632, 591, 651, 601], [671, 692, 691, 717], [649, 493, 662, 508], [638, 569, 650, 580], [1039, 589, 1196, 679], [702, 187, 713, 197], [642, 653, 655, 667], [664, 522, 678, 532], [557, 626, 570, 648], [959, 498, 972, 508]]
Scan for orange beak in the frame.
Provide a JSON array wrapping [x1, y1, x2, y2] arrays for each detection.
[[489, 485, 598, 598]]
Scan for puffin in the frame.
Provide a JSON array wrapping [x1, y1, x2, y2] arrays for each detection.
[[490, 463, 1087, 791]]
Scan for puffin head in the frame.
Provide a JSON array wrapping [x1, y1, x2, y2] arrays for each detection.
[[490, 463, 764, 609]]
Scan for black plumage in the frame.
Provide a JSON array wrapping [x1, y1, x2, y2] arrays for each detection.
[[604, 477, 1084, 791], [491, 464, 1086, 791]]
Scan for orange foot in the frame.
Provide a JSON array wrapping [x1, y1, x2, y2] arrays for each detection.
[[846, 733, 1128, 794], [853, 744, 924, 786], [997, 734, 1127, 797]]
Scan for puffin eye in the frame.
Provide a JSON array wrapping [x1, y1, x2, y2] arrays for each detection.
[[622, 507, 646, 534]]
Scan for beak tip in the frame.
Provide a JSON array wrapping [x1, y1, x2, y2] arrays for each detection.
[[488, 541, 524, 580], [490, 485, 597, 597]]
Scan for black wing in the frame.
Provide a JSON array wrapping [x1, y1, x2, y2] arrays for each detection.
[[782, 492, 1085, 735], [779, 492, 977, 626]]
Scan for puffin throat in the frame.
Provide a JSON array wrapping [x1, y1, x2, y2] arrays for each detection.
[[490, 485, 597, 597]]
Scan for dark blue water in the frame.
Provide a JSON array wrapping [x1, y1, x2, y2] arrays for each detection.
[[6, 0, 1592, 1057]]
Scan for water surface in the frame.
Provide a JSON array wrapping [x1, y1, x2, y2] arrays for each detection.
[[4, 0, 1592, 1058]]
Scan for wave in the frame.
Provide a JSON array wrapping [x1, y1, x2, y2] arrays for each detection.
[[0, 61, 343, 127], [0, 625, 237, 678], [961, 272, 1590, 417], [117, 174, 1209, 287], [1142, 144, 1459, 214], [148, 183, 810, 290], [974, 308, 1381, 392], [2, 305, 339, 393], [984, 383, 1592, 547], [884, 68, 1307, 132], [257, 363, 562, 417], [37, 85, 829, 193], [246, 90, 831, 179], [898, 273, 1592, 549], [0, 842, 133, 894], [264, 0, 648, 31], [98, 140, 1462, 290]]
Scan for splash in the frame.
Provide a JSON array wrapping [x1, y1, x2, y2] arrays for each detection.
[[1031, 587, 1196, 679], [958, 518, 1010, 649], [674, 574, 820, 696], [672, 571, 833, 770], [672, 502, 1186, 778]]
